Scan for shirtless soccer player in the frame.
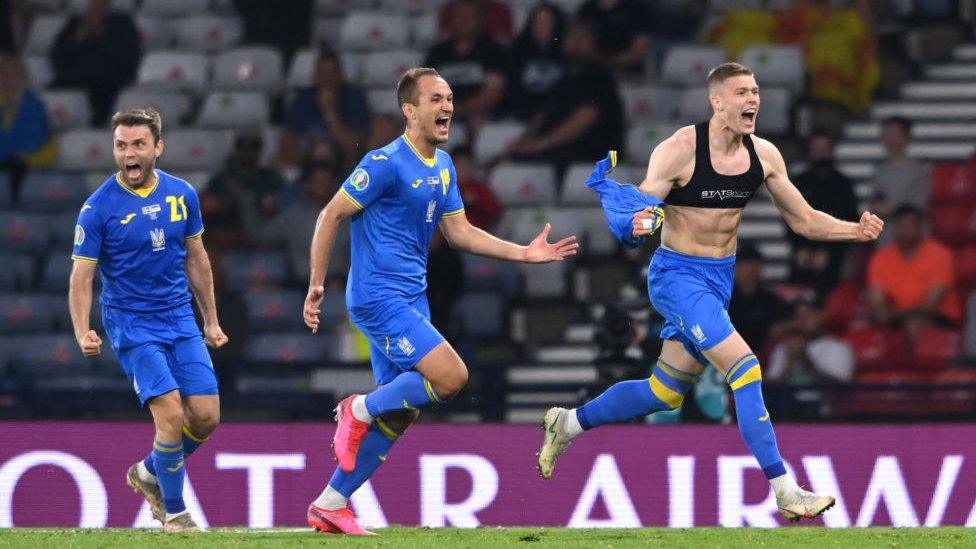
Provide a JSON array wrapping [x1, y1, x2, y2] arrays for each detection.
[[537, 62, 884, 521], [302, 67, 579, 535]]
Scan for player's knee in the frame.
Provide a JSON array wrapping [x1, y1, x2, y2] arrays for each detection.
[[151, 395, 185, 439], [438, 364, 468, 400], [381, 409, 419, 432], [192, 408, 220, 437]]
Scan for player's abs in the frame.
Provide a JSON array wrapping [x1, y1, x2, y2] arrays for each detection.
[[661, 205, 744, 258]]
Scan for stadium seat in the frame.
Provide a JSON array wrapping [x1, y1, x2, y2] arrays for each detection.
[[59, 129, 114, 171], [559, 164, 601, 207], [755, 87, 792, 135], [0, 213, 52, 253], [25, 56, 54, 89], [162, 129, 233, 170], [212, 47, 284, 91], [521, 260, 568, 298], [66, 0, 136, 10], [378, 0, 447, 14], [957, 247, 976, 291], [0, 295, 53, 334], [18, 171, 87, 214], [141, 0, 209, 16], [452, 291, 506, 339], [661, 45, 726, 86], [245, 333, 337, 364], [197, 92, 271, 129], [677, 87, 712, 124], [114, 88, 192, 125], [360, 50, 425, 88], [316, 0, 376, 15], [8, 334, 89, 375], [844, 327, 912, 374], [473, 121, 526, 165], [411, 13, 439, 47], [930, 162, 976, 206], [244, 289, 306, 333], [287, 48, 317, 88], [822, 282, 864, 333], [618, 84, 680, 122], [913, 326, 962, 373], [134, 16, 173, 49], [40, 89, 91, 130], [24, 15, 67, 56], [223, 252, 289, 291], [462, 252, 522, 298], [929, 206, 976, 247], [339, 13, 410, 51], [739, 45, 805, 93], [626, 123, 679, 164], [932, 367, 976, 406], [366, 88, 400, 115], [579, 207, 619, 256], [137, 52, 209, 93], [41, 253, 73, 292], [0, 255, 35, 291], [173, 15, 243, 53], [488, 163, 556, 207], [312, 18, 344, 48]]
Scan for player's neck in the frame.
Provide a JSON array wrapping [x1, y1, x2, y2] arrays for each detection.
[[122, 169, 157, 190], [708, 117, 744, 154], [403, 129, 435, 160]]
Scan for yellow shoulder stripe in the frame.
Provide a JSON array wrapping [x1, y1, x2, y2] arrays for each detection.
[[441, 208, 465, 218], [340, 188, 364, 210], [71, 254, 98, 263]]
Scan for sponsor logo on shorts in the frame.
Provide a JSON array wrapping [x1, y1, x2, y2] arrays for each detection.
[[74, 225, 85, 245], [691, 323, 706, 344], [351, 168, 369, 191], [701, 190, 752, 201], [397, 336, 416, 357]]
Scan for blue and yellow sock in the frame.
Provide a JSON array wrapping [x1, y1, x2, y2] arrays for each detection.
[[577, 360, 699, 429], [151, 439, 186, 515], [364, 371, 441, 417], [725, 353, 786, 479], [143, 426, 208, 477], [328, 417, 402, 498]]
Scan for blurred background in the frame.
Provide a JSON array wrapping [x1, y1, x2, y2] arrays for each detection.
[[1, 0, 975, 426]]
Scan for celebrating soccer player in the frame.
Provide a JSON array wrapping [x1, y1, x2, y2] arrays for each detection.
[[537, 63, 884, 522], [302, 67, 579, 535], [69, 108, 228, 532]]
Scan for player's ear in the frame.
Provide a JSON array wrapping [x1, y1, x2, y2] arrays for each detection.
[[155, 137, 165, 157], [402, 102, 414, 121]]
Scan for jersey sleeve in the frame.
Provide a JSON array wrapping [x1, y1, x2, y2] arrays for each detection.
[[339, 154, 395, 211], [71, 203, 103, 263], [441, 162, 465, 218], [184, 186, 204, 239]]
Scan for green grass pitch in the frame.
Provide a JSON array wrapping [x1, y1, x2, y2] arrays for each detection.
[[1, 527, 974, 548]]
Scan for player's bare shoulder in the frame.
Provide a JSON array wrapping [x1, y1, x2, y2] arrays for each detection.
[[651, 125, 696, 184], [748, 133, 786, 180]]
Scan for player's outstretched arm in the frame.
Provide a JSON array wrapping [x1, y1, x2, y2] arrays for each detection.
[[68, 259, 102, 357], [758, 138, 884, 242], [439, 213, 578, 263], [186, 237, 228, 348], [304, 191, 359, 333]]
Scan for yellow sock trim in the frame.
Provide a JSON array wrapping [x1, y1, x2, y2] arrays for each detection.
[[656, 360, 699, 384], [729, 365, 763, 392], [374, 417, 399, 441], [153, 441, 184, 453], [725, 354, 757, 383], [649, 374, 685, 409], [181, 425, 207, 443], [423, 378, 442, 403]]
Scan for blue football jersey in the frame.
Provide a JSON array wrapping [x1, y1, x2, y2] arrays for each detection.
[[340, 135, 465, 309], [72, 169, 204, 312]]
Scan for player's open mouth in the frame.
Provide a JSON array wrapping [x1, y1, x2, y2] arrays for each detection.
[[742, 109, 756, 123], [125, 163, 143, 180], [435, 116, 450, 131]]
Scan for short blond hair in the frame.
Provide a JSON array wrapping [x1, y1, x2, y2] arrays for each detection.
[[707, 62, 753, 89]]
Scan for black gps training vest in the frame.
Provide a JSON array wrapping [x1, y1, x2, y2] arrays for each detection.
[[665, 122, 765, 209]]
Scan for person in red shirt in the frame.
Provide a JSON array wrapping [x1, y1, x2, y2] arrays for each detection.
[[452, 145, 503, 231], [867, 205, 962, 326]]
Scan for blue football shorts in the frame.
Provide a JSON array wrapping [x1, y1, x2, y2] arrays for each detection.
[[647, 246, 737, 366], [349, 294, 446, 386], [102, 302, 218, 406]]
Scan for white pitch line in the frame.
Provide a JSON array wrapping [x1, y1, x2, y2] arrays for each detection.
[[223, 528, 315, 534]]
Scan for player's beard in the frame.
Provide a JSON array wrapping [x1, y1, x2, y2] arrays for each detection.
[[121, 157, 155, 188]]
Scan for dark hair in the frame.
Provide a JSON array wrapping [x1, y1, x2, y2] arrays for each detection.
[[396, 67, 441, 108], [513, 2, 566, 57], [707, 62, 753, 88], [893, 204, 924, 221], [111, 107, 162, 143], [883, 116, 912, 136]]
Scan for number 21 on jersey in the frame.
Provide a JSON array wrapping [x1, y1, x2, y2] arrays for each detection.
[[166, 195, 187, 221]]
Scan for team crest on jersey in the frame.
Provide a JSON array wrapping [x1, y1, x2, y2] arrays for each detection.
[[691, 323, 706, 344], [351, 168, 369, 191], [397, 336, 416, 356], [150, 228, 166, 251], [141, 204, 162, 220], [74, 225, 85, 245], [426, 200, 437, 222]]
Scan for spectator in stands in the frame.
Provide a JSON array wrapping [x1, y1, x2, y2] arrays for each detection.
[[367, 113, 402, 151], [425, 0, 511, 129], [577, 0, 653, 75], [767, 297, 855, 385], [234, 0, 312, 63], [203, 126, 286, 247], [728, 244, 793, 359], [509, 2, 566, 120], [0, 1, 25, 54], [278, 48, 370, 171], [438, 0, 513, 45], [453, 145, 502, 231], [202, 255, 245, 398], [0, 54, 50, 206], [50, 0, 141, 124], [788, 131, 860, 293], [507, 21, 623, 174], [867, 205, 962, 327], [871, 116, 930, 220]]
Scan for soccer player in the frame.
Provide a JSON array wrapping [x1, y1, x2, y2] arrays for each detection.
[[68, 108, 228, 532], [537, 62, 884, 522], [302, 67, 579, 535]]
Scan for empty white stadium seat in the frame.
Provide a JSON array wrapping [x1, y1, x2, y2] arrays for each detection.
[[162, 129, 233, 170], [473, 121, 525, 165], [313, 17, 344, 46], [59, 129, 113, 171], [134, 16, 173, 49], [619, 84, 680, 122], [212, 47, 283, 91], [316, 0, 376, 15], [756, 87, 792, 135], [489, 163, 556, 207], [25, 56, 54, 89], [559, 163, 642, 207], [661, 45, 727, 86], [40, 90, 91, 130], [137, 52, 209, 92], [197, 92, 271, 128], [141, 0, 209, 16], [626, 123, 679, 164], [411, 13, 439, 47], [677, 87, 711, 123], [25, 15, 66, 56], [114, 88, 192, 125], [287, 49, 317, 88], [580, 207, 618, 255], [366, 88, 400, 115], [173, 15, 244, 53], [339, 13, 410, 51], [740, 45, 805, 93], [521, 261, 567, 298], [360, 50, 424, 88]]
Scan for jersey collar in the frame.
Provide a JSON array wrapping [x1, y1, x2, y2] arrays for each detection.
[[115, 170, 159, 199], [402, 134, 437, 168]]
